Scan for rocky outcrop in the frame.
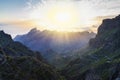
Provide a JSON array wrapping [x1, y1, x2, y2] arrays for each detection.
[[61, 15, 120, 80], [90, 15, 120, 50], [0, 31, 13, 48]]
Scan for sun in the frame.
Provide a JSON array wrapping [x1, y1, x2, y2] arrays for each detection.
[[29, 2, 96, 32], [55, 12, 71, 23], [49, 6, 76, 24], [44, 5, 80, 31]]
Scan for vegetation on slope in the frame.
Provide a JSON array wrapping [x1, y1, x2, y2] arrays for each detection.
[[61, 15, 120, 80], [0, 31, 65, 80]]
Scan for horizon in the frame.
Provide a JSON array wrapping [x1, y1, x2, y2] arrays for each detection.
[[0, 0, 120, 37], [0, 27, 96, 39]]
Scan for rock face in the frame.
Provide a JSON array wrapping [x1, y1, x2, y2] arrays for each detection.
[[0, 31, 64, 80], [61, 15, 120, 80], [0, 31, 13, 48], [90, 15, 120, 50]]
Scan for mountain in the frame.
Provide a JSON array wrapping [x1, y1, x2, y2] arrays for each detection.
[[0, 31, 64, 80], [14, 28, 95, 54], [61, 15, 120, 80], [14, 29, 95, 67]]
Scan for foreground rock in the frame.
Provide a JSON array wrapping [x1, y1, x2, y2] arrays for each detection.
[[0, 31, 64, 80]]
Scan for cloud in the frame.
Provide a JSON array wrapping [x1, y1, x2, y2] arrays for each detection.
[[51, 0, 120, 16], [26, 0, 120, 16], [0, 20, 36, 38], [23, 0, 120, 33], [77, 0, 120, 16], [25, 0, 46, 10], [0, 22, 12, 27]]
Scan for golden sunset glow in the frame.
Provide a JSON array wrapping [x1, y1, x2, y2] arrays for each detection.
[[45, 5, 80, 31], [1, 0, 118, 38], [29, 2, 97, 32]]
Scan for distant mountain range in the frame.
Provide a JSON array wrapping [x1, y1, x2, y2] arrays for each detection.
[[14, 29, 95, 67], [14, 29, 95, 56]]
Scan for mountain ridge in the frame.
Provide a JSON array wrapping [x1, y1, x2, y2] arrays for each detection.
[[14, 29, 95, 54]]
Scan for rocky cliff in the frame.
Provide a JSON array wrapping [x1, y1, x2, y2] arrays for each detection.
[[61, 15, 120, 80]]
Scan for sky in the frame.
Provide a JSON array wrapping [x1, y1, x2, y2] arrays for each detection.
[[0, 0, 120, 38]]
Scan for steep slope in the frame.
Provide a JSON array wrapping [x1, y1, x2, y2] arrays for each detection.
[[61, 15, 120, 80], [0, 31, 64, 80]]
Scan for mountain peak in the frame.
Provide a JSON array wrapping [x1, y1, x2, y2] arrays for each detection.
[[0, 30, 13, 48], [28, 28, 38, 34], [115, 14, 120, 20], [30, 28, 37, 32]]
